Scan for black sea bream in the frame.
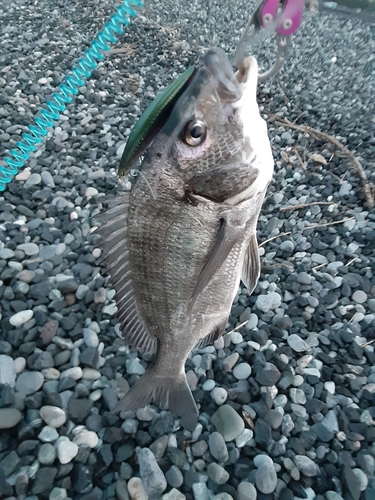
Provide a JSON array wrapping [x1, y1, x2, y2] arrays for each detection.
[[97, 48, 274, 429]]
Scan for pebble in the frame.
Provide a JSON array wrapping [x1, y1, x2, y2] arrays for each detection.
[[72, 429, 99, 448], [49, 487, 68, 500], [40, 406, 67, 428], [38, 426, 59, 442], [287, 334, 311, 352], [16, 371, 44, 395], [233, 362, 251, 380], [0, 355, 16, 386], [165, 465, 184, 488], [209, 432, 229, 462], [207, 463, 230, 485], [17, 243, 39, 256], [294, 455, 318, 476], [255, 292, 282, 312], [237, 482, 257, 500], [352, 468, 368, 491], [0, 408, 22, 429], [211, 405, 244, 441], [255, 462, 277, 494], [127, 477, 149, 500], [137, 448, 167, 496], [38, 443, 56, 465], [57, 438, 79, 464], [9, 309, 34, 326], [352, 290, 367, 304], [211, 387, 228, 405], [163, 489, 186, 500]]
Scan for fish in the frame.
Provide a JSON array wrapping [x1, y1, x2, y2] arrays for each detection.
[[97, 47, 274, 430]]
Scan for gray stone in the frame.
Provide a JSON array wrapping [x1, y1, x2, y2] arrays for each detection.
[[295, 455, 318, 476], [280, 240, 295, 252], [17, 243, 39, 256], [237, 482, 257, 500], [0, 408, 22, 429], [126, 358, 145, 375], [208, 432, 229, 462], [137, 447, 167, 496], [233, 363, 252, 380], [26, 173, 42, 185], [255, 292, 282, 312], [16, 371, 44, 394], [40, 406, 67, 428], [352, 290, 367, 304], [255, 462, 277, 494], [49, 488, 68, 500], [162, 489, 186, 500], [297, 272, 311, 285], [352, 468, 368, 491], [192, 483, 210, 500], [207, 463, 229, 485], [38, 443, 56, 465], [41, 171, 55, 187], [211, 405, 245, 442], [325, 492, 344, 500], [165, 465, 183, 488], [287, 334, 310, 352], [0, 355, 16, 387]]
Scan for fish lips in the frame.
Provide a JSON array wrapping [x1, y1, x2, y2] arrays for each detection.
[[203, 48, 258, 115]]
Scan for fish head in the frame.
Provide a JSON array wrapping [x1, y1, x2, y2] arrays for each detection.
[[161, 48, 274, 204]]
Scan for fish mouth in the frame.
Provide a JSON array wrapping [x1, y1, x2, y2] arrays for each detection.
[[203, 48, 258, 114]]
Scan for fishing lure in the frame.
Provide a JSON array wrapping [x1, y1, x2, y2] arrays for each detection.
[[118, 66, 196, 177]]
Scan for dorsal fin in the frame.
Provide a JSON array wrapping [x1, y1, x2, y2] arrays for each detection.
[[96, 193, 157, 355]]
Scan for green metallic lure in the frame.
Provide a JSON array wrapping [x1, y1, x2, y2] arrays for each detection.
[[118, 66, 196, 178]]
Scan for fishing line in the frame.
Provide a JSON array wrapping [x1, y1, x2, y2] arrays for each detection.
[[0, 0, 142, 191]]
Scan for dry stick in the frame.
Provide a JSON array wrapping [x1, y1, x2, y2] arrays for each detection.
[[259, 217, 355, 248], [280, 201, 337, 211], [272, 116, 374, 208]]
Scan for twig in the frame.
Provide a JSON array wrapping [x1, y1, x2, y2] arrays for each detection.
[[259, 217, 354, 248], [360, 339, 375, 348], [272, 116, 374, 208], [280, 202, 336, 211], [292, 147, 306, 170], [259, 231, 292, 247], [226, 320, 249, 336]]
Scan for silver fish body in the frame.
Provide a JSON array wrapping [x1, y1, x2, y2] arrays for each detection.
[[97, 48, 274, 429]]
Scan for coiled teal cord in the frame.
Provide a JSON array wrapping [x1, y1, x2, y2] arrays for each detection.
[[0, 0, 142, 191]]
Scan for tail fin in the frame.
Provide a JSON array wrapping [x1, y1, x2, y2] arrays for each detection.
[[113, 368, 199, 431]]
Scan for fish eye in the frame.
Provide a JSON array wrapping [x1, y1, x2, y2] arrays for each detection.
[[183, 120, 207, 146]]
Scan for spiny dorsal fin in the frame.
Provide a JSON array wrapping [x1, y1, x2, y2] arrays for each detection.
[[95, 192, 157, 355]]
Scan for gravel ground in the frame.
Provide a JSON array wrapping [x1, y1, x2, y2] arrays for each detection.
[[0, 1, 374, 499]]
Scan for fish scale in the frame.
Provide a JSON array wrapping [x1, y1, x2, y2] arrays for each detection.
[[97, 48, 274, 429]]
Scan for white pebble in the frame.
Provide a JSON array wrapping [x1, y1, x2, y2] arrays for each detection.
[[57, 438, 79, 464], [14, 357, 26, 374], [9, 310, 34, 327], [202, 379, 216, 391], [127, 477, 148, 500], [60, 367, 83, 380], [82, 368, 101, 380], [211, 387, 228, 405], [324, 381, 335, 394], [72, 428, 99, 448]]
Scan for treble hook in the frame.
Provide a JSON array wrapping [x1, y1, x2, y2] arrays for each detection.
[[236, 0, 306, 81]]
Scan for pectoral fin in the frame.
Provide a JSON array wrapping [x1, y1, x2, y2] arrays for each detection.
[[189, 218, 239, 313], [241, 234, 261, 295]]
